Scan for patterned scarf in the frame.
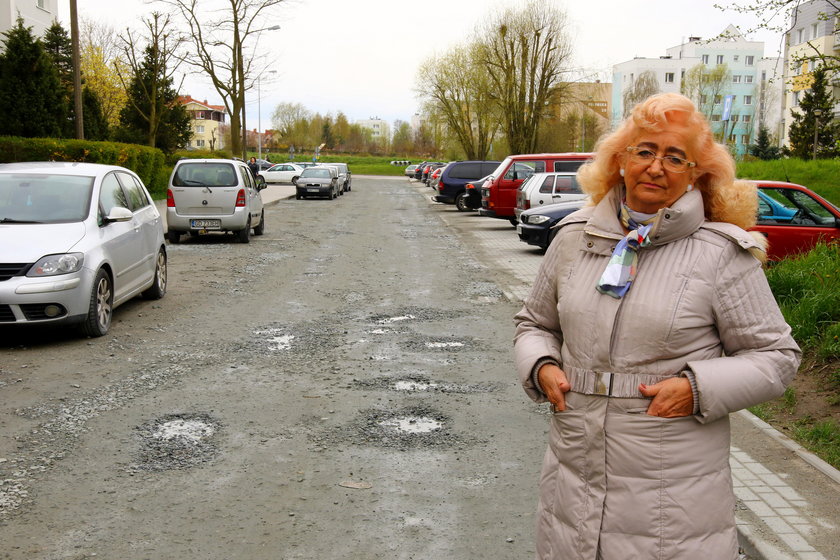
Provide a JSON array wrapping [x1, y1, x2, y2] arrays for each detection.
[[596, 204, 657, 298]]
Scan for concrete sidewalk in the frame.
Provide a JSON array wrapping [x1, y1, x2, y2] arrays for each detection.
[[408, 179, 840, 560]]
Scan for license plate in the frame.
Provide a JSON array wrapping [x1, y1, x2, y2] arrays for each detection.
[[191, 219, 220, 229], [307, 188, 319, 192]]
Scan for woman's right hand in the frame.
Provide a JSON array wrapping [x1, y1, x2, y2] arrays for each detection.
[[538, 363, 571, 410]]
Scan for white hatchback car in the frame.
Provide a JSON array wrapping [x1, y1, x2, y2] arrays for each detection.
[[0, 161, 167, 337], [258, 162, 304, 184], [514, 172, 586, 221], [166, 158, 266, 244]]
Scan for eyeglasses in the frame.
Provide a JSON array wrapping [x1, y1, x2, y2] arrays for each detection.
[[626, 146, 696, 173]]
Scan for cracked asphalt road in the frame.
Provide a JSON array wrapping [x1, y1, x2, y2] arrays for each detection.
[[0, 175, 549, 559]]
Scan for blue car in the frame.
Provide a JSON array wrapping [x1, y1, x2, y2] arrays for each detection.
[[758, 190, 797, 222]]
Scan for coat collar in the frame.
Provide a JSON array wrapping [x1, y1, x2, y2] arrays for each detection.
[[584, 185, 706, 246]]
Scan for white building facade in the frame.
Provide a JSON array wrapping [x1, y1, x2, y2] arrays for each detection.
[[0, 0, 58, 38], [356, 117, 390, 145], [612, 25, 782, 156]]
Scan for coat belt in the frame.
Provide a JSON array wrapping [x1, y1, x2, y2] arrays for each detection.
[[564, 365, 677, 398]]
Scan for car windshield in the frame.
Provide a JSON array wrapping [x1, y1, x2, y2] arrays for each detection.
[[172, 163, 238, 187], [0, 174, 93, 224], [302, 168, 331, 178]]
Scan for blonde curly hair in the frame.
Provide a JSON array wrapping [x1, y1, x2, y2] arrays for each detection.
[[577, 93, 758, 232]]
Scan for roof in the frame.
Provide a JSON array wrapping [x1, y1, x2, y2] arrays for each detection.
[[178, 95, 226, 112], [0, 161, 131, 176]]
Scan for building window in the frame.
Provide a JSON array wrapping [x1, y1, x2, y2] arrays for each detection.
[[797, 28, 804, 43], [743, 115, 752, 123], [812, 23, 819, 39], [37, 0, 46, 8], [746, 55, 755, 66], [665, 72, 674, 83], [702, 54, 709, 64], [196, 139, 205, 147], [711, 114, 721, 122], [714, 95, 722, 104], [196, 125, 205, 134], [198, 111, 205, 120], [700, 94, 708, 104], [793, 91, 800, 106], [731, 115, 740, 122], [744, 95, 753, 105], [733, 55, 739, 62], [745, 75, 754, 83], [716, 55, 724, 65], [733, 75, 741, 83]]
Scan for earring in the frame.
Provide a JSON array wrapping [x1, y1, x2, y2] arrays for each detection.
[[619, 168, 625, 177], [686, 184, 694, 192]]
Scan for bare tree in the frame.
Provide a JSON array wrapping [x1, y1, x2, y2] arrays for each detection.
[[416, 43, 500, 159], [680, 63, 731, 121], [116, 12, 185, 147], [622, 70, 660, 117], [475, 0, 574, 154], [157, 0, 284, 158]]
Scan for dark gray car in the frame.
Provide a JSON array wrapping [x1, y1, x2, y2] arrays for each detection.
[[294, 166, 341, 200]]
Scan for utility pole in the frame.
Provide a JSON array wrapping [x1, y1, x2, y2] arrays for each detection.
[[69, 0, 84, 139]]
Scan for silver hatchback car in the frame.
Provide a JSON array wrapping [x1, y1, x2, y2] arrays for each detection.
[[0, 161, 167, 337], [166, 159, 266, 243]]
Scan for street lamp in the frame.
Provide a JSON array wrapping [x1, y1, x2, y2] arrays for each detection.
[[813, 108, 823, 160], [240, 25, 280, 160], [257, 70, 278, 160]]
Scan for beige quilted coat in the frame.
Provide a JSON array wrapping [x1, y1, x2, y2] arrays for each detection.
[[513, 186, 800, 560]]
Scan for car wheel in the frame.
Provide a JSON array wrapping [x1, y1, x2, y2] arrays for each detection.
[[142, 248, 167, 300], [254, 209, 265, 235], [509, 217, 518, 227], [80, 269, 113, 337], [167, 230, 181, 244], [455, 192, 470, 212], [238, 219, 251, 243], [296, 193, 302, 200]]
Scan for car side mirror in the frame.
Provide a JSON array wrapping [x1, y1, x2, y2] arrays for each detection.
[[255, 176, 267, 190], [103, 206, 133, 223]]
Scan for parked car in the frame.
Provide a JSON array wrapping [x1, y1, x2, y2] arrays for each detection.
[[432, 161, 501, 211], [326, 162, 352, 192], [294, 166, 341, 199], [479, 153, 593, 225], [166, 158, 266, 244], [0, 161, 167, 336], [516, 199, 588, 250], [255, 158, 274, 171], [259, 162, 305, 184], [751, 181, 840, 261], [413, 161, 430, 181], [463, 175, 492, 211], [404, 164, 419, 177], [428, 165, 445, 190], [514, 172, 586, 222]]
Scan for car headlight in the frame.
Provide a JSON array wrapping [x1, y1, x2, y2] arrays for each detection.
[[528, 215, 551, 225], [28, 253, 84, 277]]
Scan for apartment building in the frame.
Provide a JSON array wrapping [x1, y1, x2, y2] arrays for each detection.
[[0, 0, 58, 38], [612, 25, 782, 156], [780, 0, 839, 145], [356, 117, 390, 144], [179, 96, 227, 151]]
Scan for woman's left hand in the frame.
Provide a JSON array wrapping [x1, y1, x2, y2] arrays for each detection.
[[639, 378, 693, 418]]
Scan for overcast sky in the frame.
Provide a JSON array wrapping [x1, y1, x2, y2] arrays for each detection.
[[59, 0, 783, 132]]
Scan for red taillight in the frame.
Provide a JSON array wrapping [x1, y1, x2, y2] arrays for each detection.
[[235, 189, 247, 207], [525, 201, 531, 210], [166, 189, 175, 207]]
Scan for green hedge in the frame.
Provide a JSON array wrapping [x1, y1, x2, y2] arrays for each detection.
[[0, 136, 170, 197]]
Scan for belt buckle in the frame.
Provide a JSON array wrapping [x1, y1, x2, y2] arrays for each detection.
[[593, 372, 613, 396]]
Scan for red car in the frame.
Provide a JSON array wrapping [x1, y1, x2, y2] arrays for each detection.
[[751, 181, 840, 261]]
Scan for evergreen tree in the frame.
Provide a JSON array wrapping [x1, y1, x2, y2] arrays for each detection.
[[115, 43, 191, 152], [749, 125, 781, 160], [42, 21, 74, 137], [0, 18, 66, 137], [83, 86, 109, 140], [787, 65, 840, 159]]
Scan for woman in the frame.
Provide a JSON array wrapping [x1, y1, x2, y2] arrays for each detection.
[[513, 93, 800, 559], [247, 156, 260, 178]]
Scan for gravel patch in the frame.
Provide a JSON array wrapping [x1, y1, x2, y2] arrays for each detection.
[[130, 413, 222, 472]]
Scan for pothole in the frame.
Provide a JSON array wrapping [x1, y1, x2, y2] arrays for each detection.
[[464, 281, 506, 302], [367, 306, 463, 325], [317, 406, 470, 450], [352, 375, 499, 394], [404, 337, 474, 353], [131, 413, 221, 472], [254, 328, 295, 351]]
